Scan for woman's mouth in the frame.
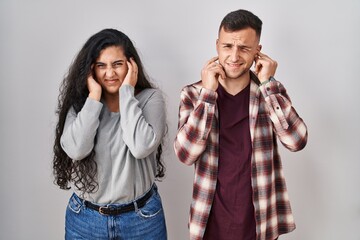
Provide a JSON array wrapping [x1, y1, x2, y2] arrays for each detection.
[[105, 79, 118, 84]]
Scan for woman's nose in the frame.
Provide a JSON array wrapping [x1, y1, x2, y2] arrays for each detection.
[[105, 67, 115, 77]]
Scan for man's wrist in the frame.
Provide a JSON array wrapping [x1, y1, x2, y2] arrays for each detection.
[[260, 76, 276, 86]]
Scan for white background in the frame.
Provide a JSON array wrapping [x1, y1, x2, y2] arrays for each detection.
[[1, 0, 359, 239]]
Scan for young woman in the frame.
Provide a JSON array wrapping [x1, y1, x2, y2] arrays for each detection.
[[53, 29, 167, 239]]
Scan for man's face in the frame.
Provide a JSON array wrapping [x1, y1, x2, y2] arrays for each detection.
[[216, 27, 261, 80], [94, 45, 128, 97]]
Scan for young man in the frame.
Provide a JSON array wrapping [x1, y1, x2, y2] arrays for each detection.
[[174, 9, 308, 240]]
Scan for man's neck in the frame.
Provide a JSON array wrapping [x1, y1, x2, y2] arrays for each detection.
[[219, 72, 251, 96]]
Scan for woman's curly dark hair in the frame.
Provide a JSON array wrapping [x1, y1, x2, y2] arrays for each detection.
[[53, 29, 165, 193]]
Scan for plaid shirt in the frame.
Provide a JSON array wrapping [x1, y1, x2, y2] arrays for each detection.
[[174, 72, 308, 240]]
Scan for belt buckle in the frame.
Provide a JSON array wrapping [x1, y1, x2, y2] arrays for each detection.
[[99, 206, 110, 215]]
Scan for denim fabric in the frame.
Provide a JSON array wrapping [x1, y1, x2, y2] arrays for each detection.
[[65, 185, 167, 240]]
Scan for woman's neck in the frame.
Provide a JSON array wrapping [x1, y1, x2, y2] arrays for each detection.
[[103, 93, 120, 112]]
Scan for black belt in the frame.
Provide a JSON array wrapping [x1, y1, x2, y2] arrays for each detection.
[[84, 188, 153, 216]]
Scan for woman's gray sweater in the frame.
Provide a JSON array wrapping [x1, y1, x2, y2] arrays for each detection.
[[61, 85, 166, 204]]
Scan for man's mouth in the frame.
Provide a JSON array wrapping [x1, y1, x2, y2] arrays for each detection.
[[227, 63, 242, 68]]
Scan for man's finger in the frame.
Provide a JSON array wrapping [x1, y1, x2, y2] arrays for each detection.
[[205, 56, 219, 67]]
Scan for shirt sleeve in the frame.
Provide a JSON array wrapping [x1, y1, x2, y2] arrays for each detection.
[[60, 98, 103, 160], [259, 80, 308, 151], [120, 85, 166, 159], [174, 86, 217, 165]]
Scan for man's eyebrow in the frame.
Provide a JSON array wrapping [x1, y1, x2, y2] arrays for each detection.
[[221, 42, 233, 46], [239, 45, 252, 49], [221, 42, 251, 48]]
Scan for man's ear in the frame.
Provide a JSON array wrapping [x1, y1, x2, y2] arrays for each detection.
[[257, 44, 262, 53], [216, 39, 219, 54]]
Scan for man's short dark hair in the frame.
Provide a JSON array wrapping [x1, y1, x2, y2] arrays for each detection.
[[219, 9, 263, 39]]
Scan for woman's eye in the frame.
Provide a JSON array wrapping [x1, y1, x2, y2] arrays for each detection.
[[112, 62, 123, 68]]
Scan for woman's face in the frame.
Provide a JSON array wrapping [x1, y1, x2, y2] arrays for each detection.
[[93, 45, 128, 96]]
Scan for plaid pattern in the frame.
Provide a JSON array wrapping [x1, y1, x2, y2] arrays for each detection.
[[174, 73, 308, 240]]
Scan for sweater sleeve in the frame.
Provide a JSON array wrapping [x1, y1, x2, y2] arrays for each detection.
[[120, 85, 166, 159], [60, 98, 103, 160], [259, 80, 308, 151]]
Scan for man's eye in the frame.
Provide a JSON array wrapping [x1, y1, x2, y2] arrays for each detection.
[[97, 64, 105, 69]]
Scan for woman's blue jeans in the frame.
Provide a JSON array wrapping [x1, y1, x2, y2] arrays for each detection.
[[65, 185, 167, 239]]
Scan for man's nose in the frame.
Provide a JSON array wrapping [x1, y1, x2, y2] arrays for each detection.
[[229, 48, 240, 62]]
